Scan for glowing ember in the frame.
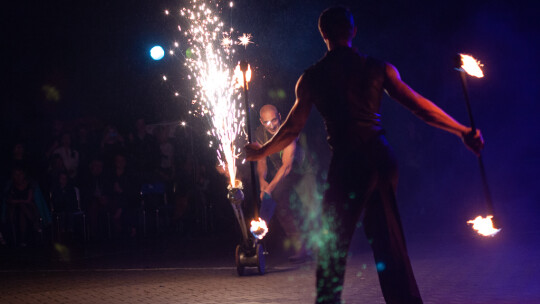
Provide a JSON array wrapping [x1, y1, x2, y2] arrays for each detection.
[[221, 36, 233, 48], [467, 215, 501, 237], [238, 33, 253, 48], [250, 217, 268, 239], [175, 0, 252, 187], [459, 54, 484, 78]]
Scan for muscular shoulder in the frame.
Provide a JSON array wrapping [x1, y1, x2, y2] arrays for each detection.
[[254, 125, 268, 145]]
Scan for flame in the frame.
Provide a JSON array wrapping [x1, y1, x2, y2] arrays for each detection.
[[233, 63, 251, 88], [459, 54, 484, 78], [467, 215, 501, 237], [250, 217, 268, 239]]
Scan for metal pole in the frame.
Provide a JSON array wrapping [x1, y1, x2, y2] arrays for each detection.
[[457, 68, 496, 217], [240, 60, 260, 219]]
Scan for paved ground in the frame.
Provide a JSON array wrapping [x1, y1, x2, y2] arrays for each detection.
[[1, 229, 539, 304]]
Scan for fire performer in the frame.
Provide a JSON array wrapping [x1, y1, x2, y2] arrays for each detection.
[[245, 6, 484, 304], [255, 104, 308, 262]]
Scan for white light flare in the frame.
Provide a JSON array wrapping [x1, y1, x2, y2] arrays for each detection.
[[250, 217, 268, 240], [238, 33, 253, 48], [459, 54, 484, 78], [467, 215, 501, 237], [179, 1, 247, 187], [221, 36, 233, 48]]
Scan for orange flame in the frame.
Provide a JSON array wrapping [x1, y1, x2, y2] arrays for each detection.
[[467, 215, 500, 237], [250, 217, 268, 239], [459, 54, 484, 78], [233, 63, 251, 88]]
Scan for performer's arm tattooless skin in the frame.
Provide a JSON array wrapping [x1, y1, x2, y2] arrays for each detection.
[[246, 75, 313, 161], [257, 157, 269, 193], [384, 63, 484, 155], [264, 140, 296, 196]]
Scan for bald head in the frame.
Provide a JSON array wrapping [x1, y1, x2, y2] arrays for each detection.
[[259, 104, 281, 134], [260, 104, 278, 116]]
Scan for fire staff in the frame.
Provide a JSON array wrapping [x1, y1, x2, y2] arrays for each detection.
[[246, 6, 484, 304]]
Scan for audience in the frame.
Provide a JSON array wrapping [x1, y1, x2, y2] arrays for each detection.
[[0, 117, 227, 246]]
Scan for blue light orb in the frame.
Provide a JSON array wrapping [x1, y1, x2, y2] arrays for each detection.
[[150, 46, 165, 60]]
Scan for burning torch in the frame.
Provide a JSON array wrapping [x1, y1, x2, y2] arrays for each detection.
[[238, 60, 268, 240], [455, 54, 501, 237]]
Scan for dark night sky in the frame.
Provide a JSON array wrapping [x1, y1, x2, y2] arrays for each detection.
[[1, 0, 539, 233]]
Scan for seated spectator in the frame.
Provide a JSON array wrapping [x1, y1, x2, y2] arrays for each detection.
[[47, 154, 66, 194], [84, 158, 111, 239], [156, 125, 175, 183], [128, 118, 160, 183], [100, 125, 125, 168], [9, 143, 30, 173], [75, 126, 98, 180], [52, 133, 79, 180], [50, 172, 79, 233], [104, 154, 138, 237], [5, 142, 42, 185], [2, 168, 40, 246]]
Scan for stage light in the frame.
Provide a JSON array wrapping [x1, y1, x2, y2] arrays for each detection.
[[150, 45, 165, 60]]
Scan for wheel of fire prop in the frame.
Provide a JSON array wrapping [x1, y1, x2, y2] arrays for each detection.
[[235, 242, 265, 276]]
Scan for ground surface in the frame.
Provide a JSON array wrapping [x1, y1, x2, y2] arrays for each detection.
[[1, 229, 539, 304]]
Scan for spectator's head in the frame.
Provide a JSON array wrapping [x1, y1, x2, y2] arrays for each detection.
[[52, 120, 64, 134], [89, 159, 104, 177], [13, 143, 25, 159], [114, 154, 127, 171], [61, 133, 72, 148], [50, 154, 65, 172], [259, 104, 281, 135], [59, 171, 68, 188], [11, 167, 27, 184], [156, 126, 169, 144], [78, 127, 88, 141], [318, 6, 356, 46], [104, 125, 120, 144], [135, 118, 146, 134]]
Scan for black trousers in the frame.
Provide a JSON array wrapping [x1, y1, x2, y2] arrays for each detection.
[[316, 135, 422, 304]]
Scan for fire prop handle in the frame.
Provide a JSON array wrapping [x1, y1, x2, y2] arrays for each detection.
[[455, 54, 498, 228], [240, 60, 260, 219]]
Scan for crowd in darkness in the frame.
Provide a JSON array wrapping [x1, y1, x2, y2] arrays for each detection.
[[0, 117, 231, 247]]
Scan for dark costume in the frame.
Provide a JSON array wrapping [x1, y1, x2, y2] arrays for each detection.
[[303, 47, 422, 303]]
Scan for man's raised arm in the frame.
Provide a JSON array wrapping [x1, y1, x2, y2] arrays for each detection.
[[245, 74, 313, 160], [383, 63, 484, 155]]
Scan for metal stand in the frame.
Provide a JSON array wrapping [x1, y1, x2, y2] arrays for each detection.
[[228, 183, 265, 275]]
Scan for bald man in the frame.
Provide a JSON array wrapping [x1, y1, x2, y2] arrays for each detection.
[[255, 104, 307, 262]]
